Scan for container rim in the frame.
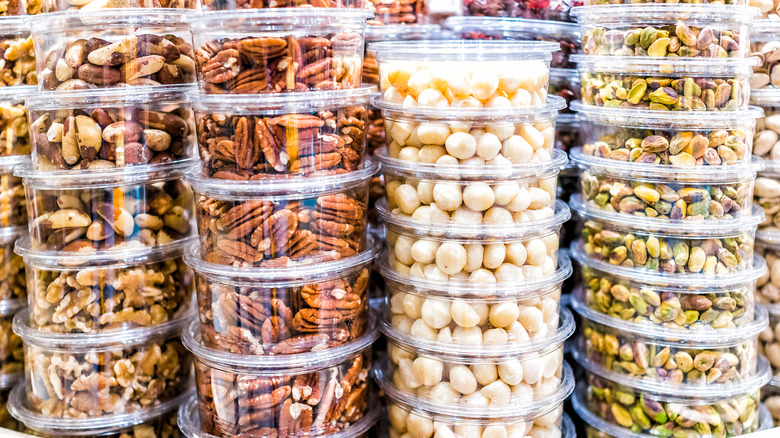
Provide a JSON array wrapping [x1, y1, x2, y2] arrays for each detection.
[[443, 16, 580, 38], [750, 87, 780, 106], [191, 86, 373, 110], [371, 40, 560, 62], [572, 54, 759, 74], [571, 101, 764, 127], [25, 84, 195, 109], [188, 8, 371, 29], [571, 4, 759, 20], [365, 23, 442, 42], [31, 9, 190, 32], [757, 228, 780, 248], [15, 159, 195, 189], [0, 85, 36, 99], [0, 155, 29, 174], [372, 93, 567, 119]]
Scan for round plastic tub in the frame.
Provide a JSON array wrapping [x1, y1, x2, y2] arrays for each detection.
[[363, 24, 442, 86], [377, 307, 573, 410], [0, 155, 28, 229], [373, 41, 557, 110], [443, 17, 581, 69], [574, 297, 768, 387], [14, 309, 192, 419], [573, 246, 765, 330], [573, 5, 756, 59], [579, 364, 769, 436], [194, 87, 371, 179], [574, 150, 763, 220], [760, 303, 780, 378], [550, 68, 580, 111], [575, 103, 760, 167], [188, 162, 374, 267], [26, 86, 196, 171], [32, 11, 195, 92], [18, 162, 194, 253], [185, 238, 377, 355], [9, 384, 187, 437], [0, 18, 36, 86], [574, 55, 755, 111], [751, 89, 780, 160], [367, 0, 427, 24], [0, 227, 26, 302], [461, 0, 577, 22], [190, 10, 368, 95], [0, 86, 34, 157], [575, 201, 762, 276], [42, 0, 194, 11], [0, 300, 23, 379], [17, 236, 195, 334], [183, 319, 376, 437], [199, 0, 362, 10], [757, 229, 780, 304], [381, 199, 569, 284], [750, 20, 780, 91], [756, 161, 780, 231]]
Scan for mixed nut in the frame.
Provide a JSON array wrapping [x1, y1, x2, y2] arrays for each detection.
[[0, 99, 30, 157], [0, 34, 36, 87], [0, 386, 19, 432], [368, 0, 427, 24], [461, 0, 575, 21]]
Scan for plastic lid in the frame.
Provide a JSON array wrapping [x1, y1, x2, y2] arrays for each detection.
[[0, 16, 30, 33], [13, 307, 190, 351], [26, 84, 195, 110], [750, 88, 780, 106], [443, 16, 580, 39], [571, 194, 765, 234], [188, 9, 371, 31], [757, 228, 780, 248], [572, 54, 758, 75], [379, 197, 571, 239], [183, 318, 378, 374], [185, 159, 376, 199], [31, 9, 190, 32], [0, 155, 29, 175], [365, 24, 442, 42], [572, 101, 763, 129], [15, 159, 194, 189], [556, 113, 579, 127], [550, 67, 579, 84], [0, 85, 36, 100], [0, 225, 26, 247], [571, 4, 759, 22], [760, 157, 780, 178], [184, 235, 378, 287], [0, 373, 20, 392], [372, 40, 559, 62], [192, 86, 372, 113], [0, 299, 25, 319], [9, 383, 192, 435], [376, 359, 574, 419], [751, 19, 780, 39], [379, 251, 572, 299], [372, 93, 567, 120]]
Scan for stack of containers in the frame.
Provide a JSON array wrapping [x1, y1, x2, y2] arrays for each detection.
[[369, 40, 576, 438], [569, 2, 778, 436], [8, 6, 200, 437], [181, 6, 381, 438]]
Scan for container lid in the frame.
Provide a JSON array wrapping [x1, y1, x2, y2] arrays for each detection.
[[0, 155, 29, 175], [184, 235, 378, 287], [379, 251, 572, 299], [571, 4, 759, 22], [13, 307, 191, 351], [379, 197, 571, 239], [550, 67, 579, 84], [372, 40, 559, 62], [365, 24, 442, 42], [443, 16, 580, 39], [0, 298, 25, 319], [572, 54, 758, 75], [556, 113, 579, 127], [31, 9, 190, 32], [0, 16, 29, 33], [0, 85, 36, 100], [183, 318, 378, 374], [572, 101, 763, 129], [0, 373, 19, 392], [372, 93, 567, 119], [188, 9, 371, 31], [757, 228, 780, 249], [192, 86, 372, 112], [25, 84, 195, 110], [9, 383, 191, 435], [186, 159, 377, 199], [760, 156, 780, 178], [751, 19, 780, 40], [15, 235, 195, 270], [750, 88, 780, 107], [0, 226, 26, 247], [15, 159, 195, 189]]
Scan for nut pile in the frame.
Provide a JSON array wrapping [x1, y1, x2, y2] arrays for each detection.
[[750, 22, 780, 91], [461, 0, 576, 21], [368, 0, 427, 24]]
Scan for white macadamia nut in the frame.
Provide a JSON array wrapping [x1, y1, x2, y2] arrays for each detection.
[[463, 183, 495, 212], [452, 326, 483, 345], [449, 364, 478, 394], [412, 240, 439, 265], [396, 184, 422, 214], [421, 299, 452, 329], [483, 243, 506, 270], [436, 242, 468, 274], [446, 131, 478, 160], [471, 363, 498, 386], [413, 357, 444, 386], [411, 319, 438, 341], [433, 183, 463, 211]]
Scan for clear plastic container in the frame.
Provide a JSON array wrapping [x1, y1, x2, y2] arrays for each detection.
[[0, 87, 33, 157], [443, 17, 581, 69], [377, 307, 573, 410], [751, 89, 780, 160], [185, 239, 377, 355], [33, 11, 194, 92], [555, 114, 580, 153], [760, 303, 780, 379], [190, 10, 368, 95], [18, 162, 194, 253], [757, 229, 780, 304], [461, 0, 578, 22], [367, 0, 427, 24], [0, 155, 28, 229], [188, 162, 374, 267], [9, 384, 187, 437], [750, 21, 780, 91], [0, 228, 26, 303], [14, 309, 192, 419], [17, 236, 195, 334], [42, 0, 194, 11], [575, 201, 762, 276], [756, 161, 780, 231], [574, 298, 768, 387], [200, 0, 362, 10], [0, 19, 36, 86], [574, 55, 755, 111], [575, 103, 760, 167], [380, 149, 565, 227], [574, 5, 756, 59], [27, 86, 196, 171], [363, 25, 442, 87], [550, 68, 580, 111], [373, 41, 557, 110], [194, 87, 371, 179], [381, 199, 569, 284], [573, 246, 765, 330], [574, 150, 763, 220], [0, 300, 23, 379], [183, 320, 376, 437]]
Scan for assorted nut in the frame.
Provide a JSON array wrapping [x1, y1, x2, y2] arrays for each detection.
[[554, 116, 580, 153], [756, 239, 780, 304], [41, 0, 194, 11], [752, 105, 780, 160], [195, 90, 369, 179], [368, 0, 427, 24], [461, 0, 576, 21], [27, 89, 195, 171], [585, 371, 762, 435], [0, 32, 36, 87], [749, 24, 780, 91], [0, 92, 31, 157], [759, 305, 780, 377]]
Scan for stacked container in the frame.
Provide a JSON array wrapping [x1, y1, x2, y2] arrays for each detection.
[[569, 2, 777, 436]]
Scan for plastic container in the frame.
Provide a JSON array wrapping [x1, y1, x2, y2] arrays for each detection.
[[200, 0, 362, 10], [0, 155, 28, 229], [0, 300, 23, 379], [367, 0, 427, 24], [574, 55, 755, 111], [575, 201, 762, 276], [363, 24, 442, 86], [27, 86, 195, 171], [550, 68, 580, 111], [443, 17, 580, 69], [750, 21, 780, 91], [764, 383, 780, 426], [18, 162, 194, 253], [751, 89, 780, 160], [43, 0, 194, 11], [9, 384, 187, 437], [32, 11, 194, 92], [17, 236, 194, 334], [461, 0, 578, 22], [190, 10, 368, 95], [756, 161, 780, 232], [373, 41, 557, 110], [188, 162, 374, 267], [381, 199, 569, 283], [184, 319, 376, 437], [0, 19, 36, 86], [573, 246, 765, 330], [760, 303, 780, 378], [574, 5, 756, 59], [185, 239, 377, 355], [574, 150, 763, 220], [0, 228, 26, 303], [0, 87, 34, 157], [194, 87, 371, 179], [555, 115, 580, 154], [757, 229, 780, 305], [14, 309, 192, 419]]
